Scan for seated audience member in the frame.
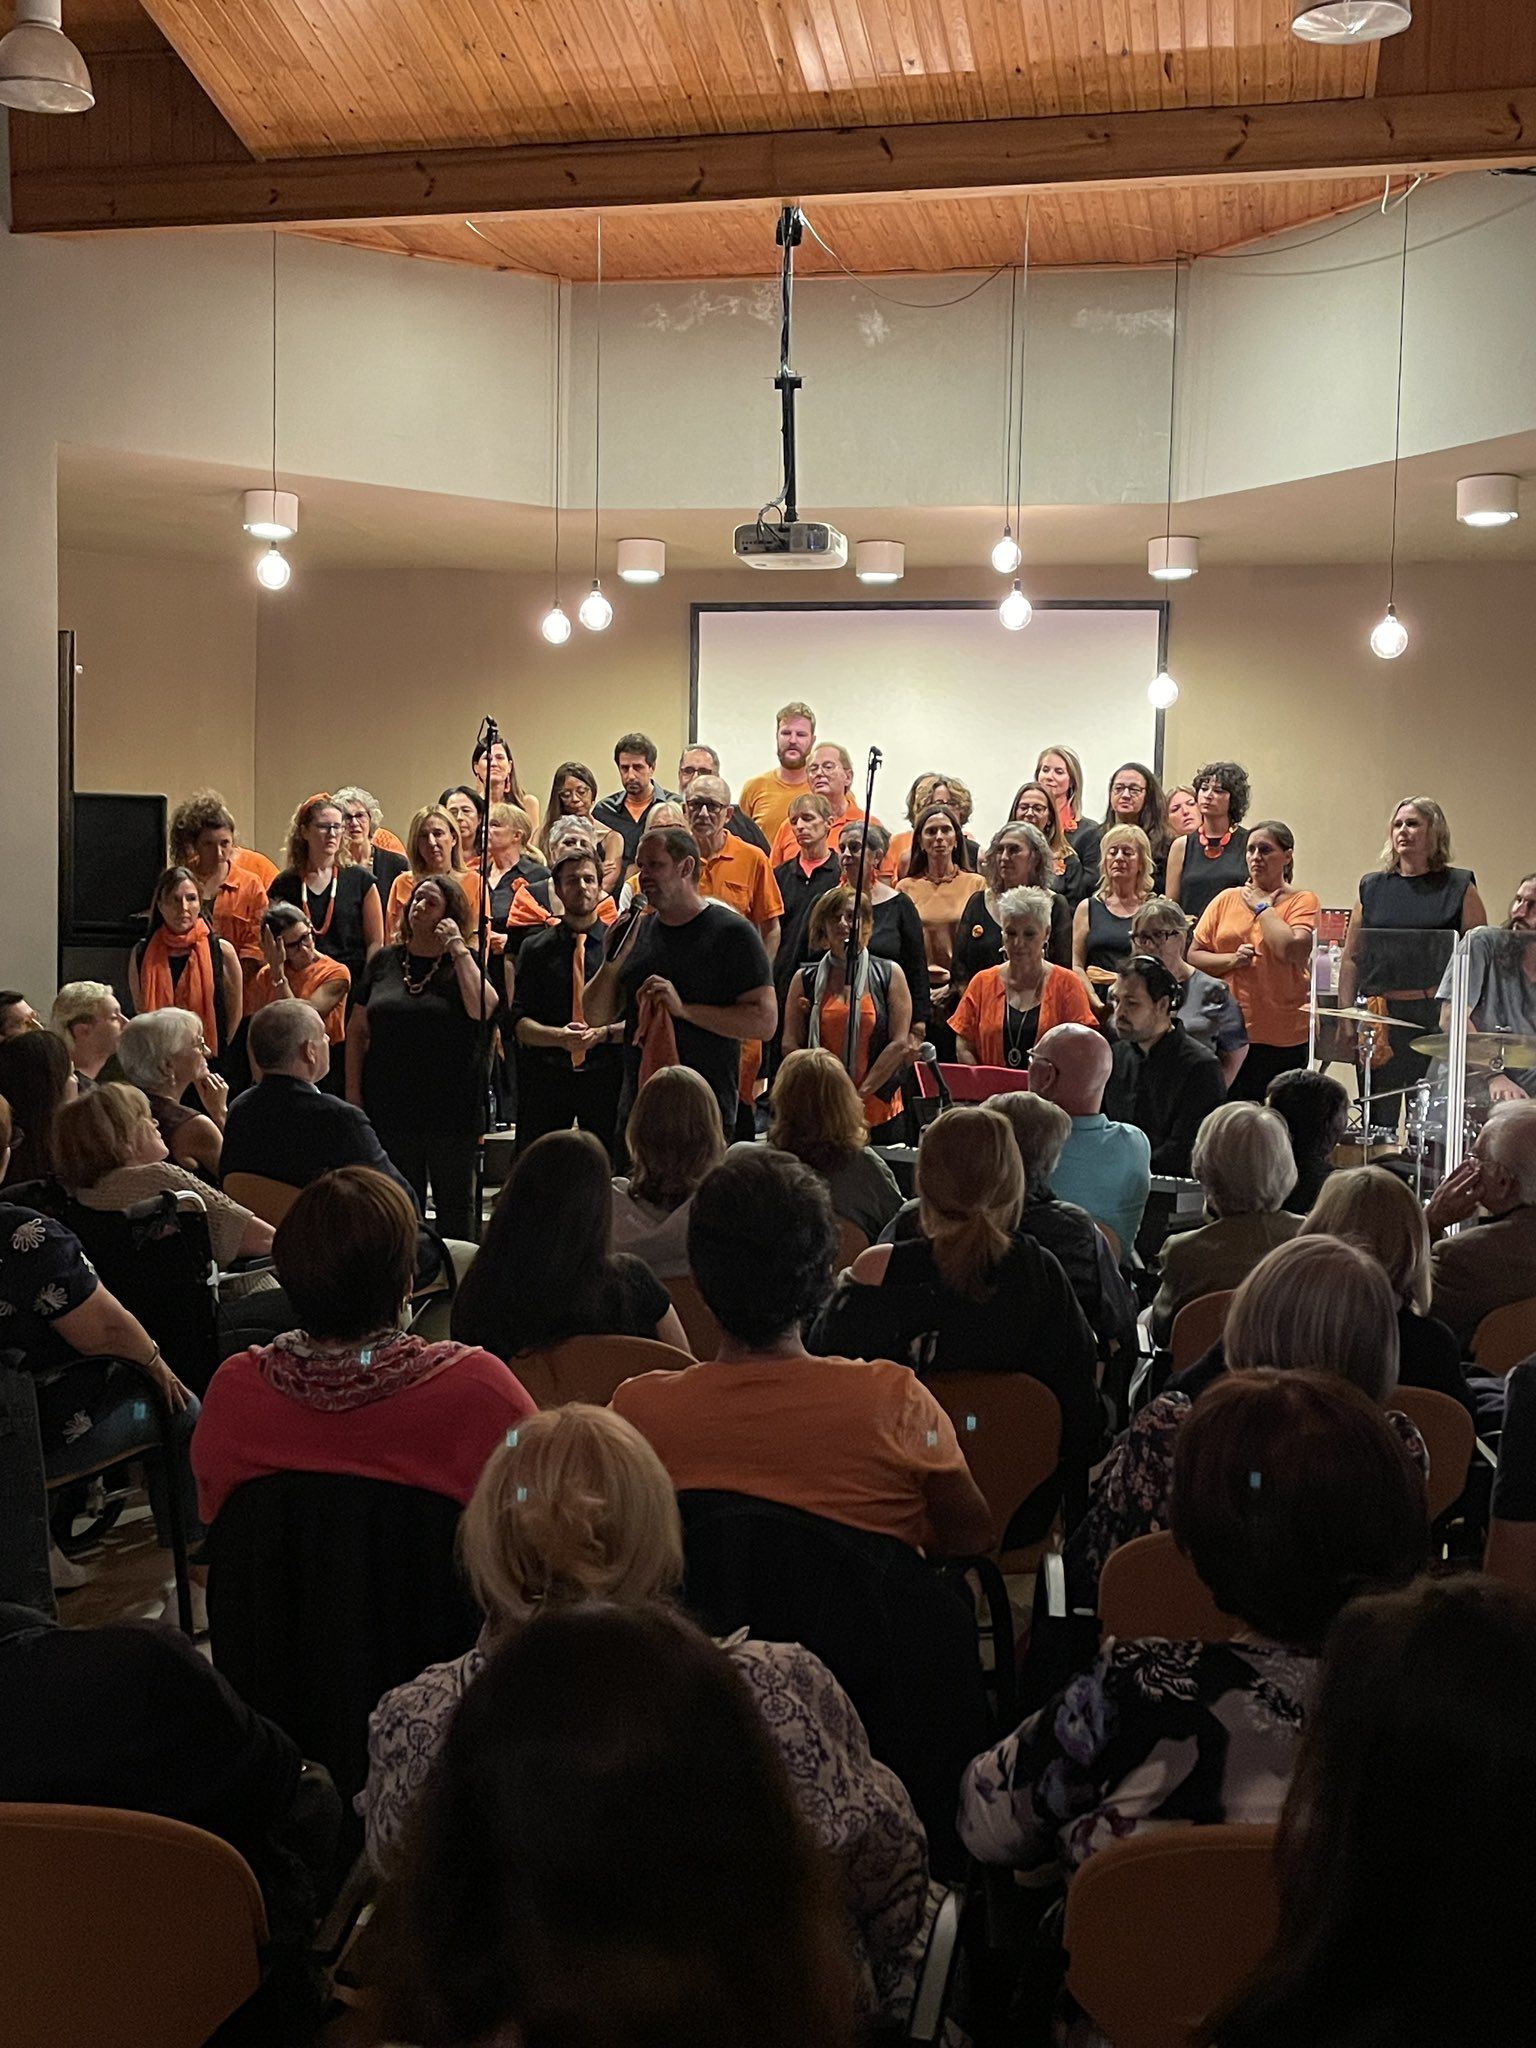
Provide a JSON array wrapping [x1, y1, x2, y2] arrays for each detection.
[[1150, 1101, 1302, 1347], [613, 1148, 993, 1556], [0, 991, 40, 1039], [194, 1168, 533, 1527], [247, 904, 350, 1055], [117, 1009, 227, 1179], [950, 885, 1096, 1069], [952, 823, 1073, 985], [961, 1372, 1427, 1885], [1103, 953, 1226, 1177], [1026, 1022, 1152, 1253], [0, 1027, 75, 1187], [609, 1066, 726, 1280], [451, 1128, 688, 1360], [1425, 1100, 1536, 1346], [374, 1605, 860, 2048], [1265, 1066, 1350, 1214], [1487, 1358, 1536, 1591], [0, 1097, 203, 1606], [1069, 1236, 1420, 1608], [1130, 895, 1249, 1086], [362, 1406, 938, 2030], [0, 1598, 341, 1943], [1212, 1575, 1536, 2048], [128, 866, 244, 1069], [782, 889, 913, 1133], [49, 981, 125, 1089], [1303, 1166, 1477, 1422], [764, 1048, 903, 1242], [812, 1105, 1102, 1530], [508, 845, 626, 1153]]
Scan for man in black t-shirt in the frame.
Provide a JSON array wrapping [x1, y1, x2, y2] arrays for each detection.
[[585, 828, 775, 1140]]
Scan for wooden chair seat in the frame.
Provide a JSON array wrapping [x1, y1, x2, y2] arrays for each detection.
[[1471, 1295, 1536, 1377], [514, 1333, 693, 1407], [1098, 1529, 1237, 1644]]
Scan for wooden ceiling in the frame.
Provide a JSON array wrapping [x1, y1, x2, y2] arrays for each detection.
[[13, 0, 1536, 279]]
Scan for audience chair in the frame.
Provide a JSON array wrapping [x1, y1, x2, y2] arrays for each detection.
[[1095, 1220, 1123, 1266], [0, 1802, 267, 2048], [835, 1216, 871, 1273], [1063, 1824, 1279, 2048], [64, 1187, 226, 1398], [668, 1273, 724, 1359], [1098, 1529, 1237, 1645], [1169, 1289, 1235, 1378], [1471, 1297, 1536, 1378], [515, 1333, 692, 1407], [221, 1171, 300, 1227], [1391, 1384, 1477, 1524]]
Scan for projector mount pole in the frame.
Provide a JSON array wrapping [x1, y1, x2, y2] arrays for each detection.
[[774, 205, 803, 524]]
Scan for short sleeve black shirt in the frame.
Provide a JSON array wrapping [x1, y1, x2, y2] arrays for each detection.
[[617, 903, 771, 1133]]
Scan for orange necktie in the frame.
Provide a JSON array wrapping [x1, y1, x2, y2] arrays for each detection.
[[570, 930, 588, 1067]]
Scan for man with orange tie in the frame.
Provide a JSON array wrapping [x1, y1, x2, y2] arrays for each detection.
[[508, 846, 626, 1156]]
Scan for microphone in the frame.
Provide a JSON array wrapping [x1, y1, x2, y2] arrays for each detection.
[[916, 1039, 952, 1113], [867, 745, 883, 771]]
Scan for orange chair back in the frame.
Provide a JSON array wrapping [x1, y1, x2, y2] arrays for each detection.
[[1099, 1529, 1237, 1644], [1064, 1824, 1279, 2048], [515, 1334, 694, 1407], [222, 1171, 300, 1227], [668, 1274, 724, 1359], [0, 1803, 267, 2048], [835, 1217, 870, 1273], [1169, 1290, 1235, 1376], [1390, 1384, 1475, 1522], [927, 1372, 1063, 1563], [1472, 1295, 1536, 1377]]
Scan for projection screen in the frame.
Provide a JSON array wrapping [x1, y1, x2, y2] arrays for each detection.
[[691, 600, 1168, 846]]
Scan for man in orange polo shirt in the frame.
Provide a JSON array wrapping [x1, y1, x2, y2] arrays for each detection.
[[739, 700, 817, 845]]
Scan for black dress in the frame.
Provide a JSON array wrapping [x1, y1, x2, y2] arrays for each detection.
[[870, 894, 932, 1028], [1176, 828, 1250, 926], [951, 888, 1072, 985], [1084, 898, 1137, 976], [269, 867, 376, 992], [356, 949, 488, 1240], [1355, 866, 1476, 1111]]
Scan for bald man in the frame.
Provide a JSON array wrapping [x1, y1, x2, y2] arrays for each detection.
[[1027, 1022, 1151, 1253]]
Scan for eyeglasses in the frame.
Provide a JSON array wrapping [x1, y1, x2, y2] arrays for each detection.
[[685, 799, 727, 815], [314, 818, 343, 832], [341, 811, 370, 827], [1112, 781, 1147, 799], [283, 933, 313, 952]]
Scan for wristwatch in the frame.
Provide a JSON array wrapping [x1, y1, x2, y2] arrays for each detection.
[[1252, 901, 1270, 916]]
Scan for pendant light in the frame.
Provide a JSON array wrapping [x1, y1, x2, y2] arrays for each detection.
[[1370, 184, 1412, 661], [998, 205, 1033, 631], [0, 1, 93, 114], [1456, 474, 1520, 529], [253, 234, 292, 593], [541, 277, 571, 646], [1147, 257, 1185, 705], [1291, 0, 1410, 42], [578, 218, 614, 632], [991, 261, 1022, 575]]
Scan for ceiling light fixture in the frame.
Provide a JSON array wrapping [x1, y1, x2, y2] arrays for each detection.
[[242, 489, 298, 543], [253, 236, 292, 593], [256, 545, 291, 591], [991, 260, 1023, 575], [1456, 473, 1520, 529], [1148, 255, 1187, 701], [541, 275, 570, 647], [1147, 669, 1180, 710], [1148, 535, 1198, 581], [855, 540, 904, 585], [579, 217, 613, 633], [0, 0, 93, 114], [1291, 0, 1410, 43], [616, 538, 665, 584], [1371, 182, 1412, 660], [997, 206, 1033, 631]]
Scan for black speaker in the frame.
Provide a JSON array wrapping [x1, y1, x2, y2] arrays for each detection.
[[68, 792, 166, 938]]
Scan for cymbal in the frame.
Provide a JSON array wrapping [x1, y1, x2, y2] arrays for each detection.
[[1410, 1031, 1536, 1070], [1311, 1007, 1424, 1032]]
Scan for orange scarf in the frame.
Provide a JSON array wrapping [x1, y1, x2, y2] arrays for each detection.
[[139, 926, 220, 1052], [635, 988, 679, 1087]]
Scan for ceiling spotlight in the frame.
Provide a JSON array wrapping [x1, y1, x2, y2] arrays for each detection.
[[541, 603, 572, 646], [999, 581, 1033, 632], [578, 582, 614, 632], [1370, 604, 1408, 660], [1148, 669, 1180, 710], [1456, 474, 1520, 529], [616, 538, 665, 584], [1291, 0, 1410, 42], [990, 527, 1022, 575], [0, 1, 94, 114], [242, 488, 299, 542], [855, 540, 904, 585], [255, 544, 291, 591], [1147, 535, 1199, 581]]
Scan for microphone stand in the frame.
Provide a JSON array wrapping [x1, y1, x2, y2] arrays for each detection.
[[841, 746, 881, 1085], [473, 715, 500, 1235]]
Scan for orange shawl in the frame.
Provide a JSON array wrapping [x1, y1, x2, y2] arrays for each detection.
[[139, 926, 221, 1052]]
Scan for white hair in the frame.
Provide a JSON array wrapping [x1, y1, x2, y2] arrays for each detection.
[[996, 885, 1056, 935], [1483, 1101, 1536, 1204], [117, 1008, 202, 1091], [332, 785, 383, 832], [1191, 1101, 1298, 1217]]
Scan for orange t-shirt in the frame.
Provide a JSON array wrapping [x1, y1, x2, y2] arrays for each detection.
[[949, 963, 1096, 1065], [373, 828, 407, 856], [207, 867, 271, 965], [696, 839, 784, 927], [1192, 887, 1320, 1048], [230, 845, 278, 891], [384, 868, 487, 943], [246, 955, 351, 1043], [739, 769, 814, 845], [612, 1354, 972, 1552]]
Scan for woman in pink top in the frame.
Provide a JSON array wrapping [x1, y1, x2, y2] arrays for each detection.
[[194, 1167, 532, 1525]]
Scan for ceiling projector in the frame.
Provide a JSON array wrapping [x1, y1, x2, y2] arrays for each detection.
[[733, 519, 848, 571]]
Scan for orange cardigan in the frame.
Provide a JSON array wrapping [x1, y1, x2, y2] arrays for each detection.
[[949, 963, 1096, 1065]]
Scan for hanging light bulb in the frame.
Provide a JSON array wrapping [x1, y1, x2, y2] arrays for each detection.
[[579, 582, 613, 632], [1148, 668, 1180, 709], [990, 527, 1022, 575], [255, 543, 291, 591], [541, 603, 572, 646], [999, 581, 1032, 632], [1370, 604, 1408, 660]]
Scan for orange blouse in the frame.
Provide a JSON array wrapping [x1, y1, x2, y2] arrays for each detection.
[[205, 866, 271, 966], [950, 963, 1097, 1065], [814, 989, 900, 1128], [247, 955, 351, 1044]]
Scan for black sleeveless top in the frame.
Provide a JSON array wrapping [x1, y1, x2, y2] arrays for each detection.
[[1177, 828, 1250, 925], [269, 866, 376, 985], [1357, 866, 1475, 996], [1085, 897, 1137, 975]]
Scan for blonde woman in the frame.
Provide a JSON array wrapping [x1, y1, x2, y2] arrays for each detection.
[[765, 1048, 903, 1242], [268, 791, 383, 992], [382, 803, 486, 943], [811, 1104, 1101, 1532], [610, 1066, 727, 1280], [1301, 1165, 1476, 1422], [1034, 744, 1094, 845], [1073, 822, 1154, 1012], [359, 1402, 943, 2031]]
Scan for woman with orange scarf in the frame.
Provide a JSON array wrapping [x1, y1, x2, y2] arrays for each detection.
[[128, 867, 244, 1065], [383, 805, 486, 944]]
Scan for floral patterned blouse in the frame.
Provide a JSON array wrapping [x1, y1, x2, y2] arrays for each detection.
[[959, 1636, 1316, 1878], [361, 1625, 942, 2027]]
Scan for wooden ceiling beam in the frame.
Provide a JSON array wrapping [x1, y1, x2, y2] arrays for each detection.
[[11, 84, 1536, 234]]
